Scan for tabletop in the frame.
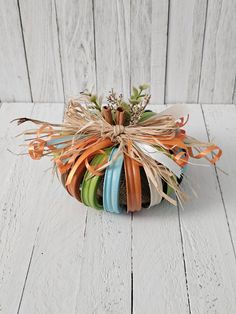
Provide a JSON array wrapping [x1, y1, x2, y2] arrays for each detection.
[[0, 103, 235, 314]]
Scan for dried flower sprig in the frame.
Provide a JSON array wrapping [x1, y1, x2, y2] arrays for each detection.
[[79, 83, 151, 126], [129, 84, 151, 125], [106, 89, 131, 125], [107, 89, 123, 109]]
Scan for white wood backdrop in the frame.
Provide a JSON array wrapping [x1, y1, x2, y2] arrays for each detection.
[[0, 0, 236, 103]]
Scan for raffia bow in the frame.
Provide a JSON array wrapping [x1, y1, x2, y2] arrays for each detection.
[[15, 99, 222, 206]]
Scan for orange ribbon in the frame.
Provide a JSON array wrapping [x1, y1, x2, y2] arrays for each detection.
[[28, 138, 46, 160], [188, 145, 222, 164], [65, 138, 113, 186], [27, 117, 222, 192]]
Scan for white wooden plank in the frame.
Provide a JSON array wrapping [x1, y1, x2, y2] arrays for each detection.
[[150, 0, 169, 104], [74, 211, 131, 314], [0, 102, 34, 313], [15, 108, 131, 313], [94, 0, 130, 98], [133, 205, 190, 313], [130, 0, 152, 96], [233, 80, 236, 104], [19, 0, 64, 102], [0, 0, 31, 101], [55, 0, 96, 99], [199, 1, 236, 103], [0, 103, 33, 202], [131, 0, 168, 104], [165, 0, 207, 103], [132, 105, 189, 314], [179, 104, 236, 313], [17, 173, 131, 312], [0, 103, 66, 313], [14, 103, 87, 314], [18, 185, 88, 314], [202, 104, 236, 249]]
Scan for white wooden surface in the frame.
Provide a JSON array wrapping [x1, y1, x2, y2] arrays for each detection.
[[0, 103, 236, 314], [0, 0, 235, 103], [202, 105, 236, 250], [133, 106, 189, 313], [179, 105, 236, 313]]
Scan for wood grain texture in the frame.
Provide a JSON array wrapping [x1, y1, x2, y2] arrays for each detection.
[[75, 211, 131, 314], [0, 103, 33, 201], [179, 104, 236, 313], [94, 0, 130, 98], [0, 0, 31, 101], [165, 0, 207, 103], [18, 178, 88, 313], [1, 1, 236, 104], [150, 0, 169, 104], [132, 105, 189, 313], [0, 103, 74, 314], [130, 0, 152, 95], [2, 105, 131, 313], [233, 79, 236, 104], [133, 205, 190, 313], [0, 103, 35, 313], [55, 0, 96, 99], [19, 0, 64, 102], [199, 0, 236, 103], [202, 104, 236, 250]]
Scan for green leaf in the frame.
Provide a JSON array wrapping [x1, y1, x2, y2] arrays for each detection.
[[132, 87, 139, 97], [120, 102, 131, 113], [90, 95, 97, 103], [139, 83, 150, 90]]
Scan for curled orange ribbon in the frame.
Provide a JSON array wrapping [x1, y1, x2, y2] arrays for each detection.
[[28, 139, 46, 160], [188, 145, 222, 164]]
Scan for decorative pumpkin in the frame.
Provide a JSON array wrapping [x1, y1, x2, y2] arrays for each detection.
[[15, 85, 222, 214]]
